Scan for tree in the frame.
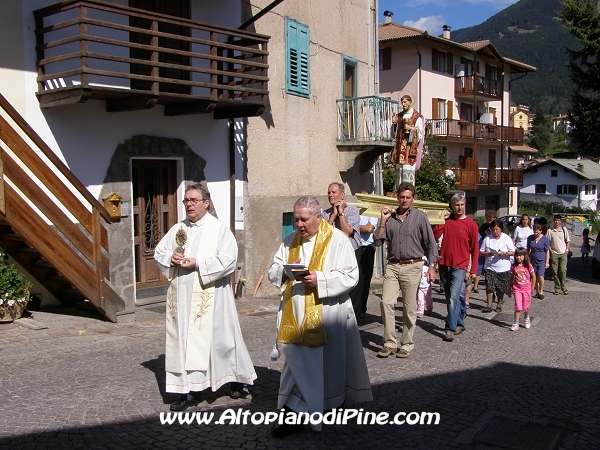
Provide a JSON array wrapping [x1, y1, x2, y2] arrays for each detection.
[[382, 137, 456, 201], [527, 107, 552, 153], [415, 138, 457, 203], [560, 0, 600, 156]]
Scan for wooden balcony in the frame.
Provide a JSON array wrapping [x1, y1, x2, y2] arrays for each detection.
[[427, 118, 524, 145], [454, 75, 502, 100], [452, 157, 523, 191], [34, 0, 269, 118]]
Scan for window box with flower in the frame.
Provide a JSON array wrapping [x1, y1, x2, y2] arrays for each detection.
[[0, 247, 33, 322]]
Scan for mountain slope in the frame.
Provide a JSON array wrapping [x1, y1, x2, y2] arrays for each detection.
[[451, 0, 578, 115]]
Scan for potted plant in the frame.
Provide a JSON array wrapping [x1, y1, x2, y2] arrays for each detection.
[[0, 247, 33, 322]]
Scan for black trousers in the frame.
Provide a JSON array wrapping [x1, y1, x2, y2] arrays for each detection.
[[349, 246, 365, 316], [358, 245, 376, 314]]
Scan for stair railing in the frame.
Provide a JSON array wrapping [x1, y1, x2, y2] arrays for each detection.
[[0, 92, 123, 321]]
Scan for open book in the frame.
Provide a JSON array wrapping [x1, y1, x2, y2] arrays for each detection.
[[283, 264, 310, 280]]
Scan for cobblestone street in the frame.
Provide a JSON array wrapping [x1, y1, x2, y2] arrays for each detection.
[[1, 236, 599, 449]]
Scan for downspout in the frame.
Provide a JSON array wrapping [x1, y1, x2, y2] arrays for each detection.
[[506, 70, 528, 211], [473, 50, 478, 180], [500, 59, 504, 190], [412, 39, 421, 112], [367, 0, 372, 96], [228, 119, 236, 232], [374, 0, 380, 95]]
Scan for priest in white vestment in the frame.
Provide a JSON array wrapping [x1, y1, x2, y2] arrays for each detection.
[[268, 196, 372, 437], [154, 184, 256, 411]]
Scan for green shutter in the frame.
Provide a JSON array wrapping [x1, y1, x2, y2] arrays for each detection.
[[282, 212, 295, 239], [285, 18, 310, 97]]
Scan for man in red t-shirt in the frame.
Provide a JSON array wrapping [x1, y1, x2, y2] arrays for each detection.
[[433, 193, 480, 341]]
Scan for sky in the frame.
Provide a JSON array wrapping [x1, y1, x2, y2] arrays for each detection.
[[378, 0, 521, 35]]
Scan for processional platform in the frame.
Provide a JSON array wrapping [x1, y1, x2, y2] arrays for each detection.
[[354, 193, 449, 225]]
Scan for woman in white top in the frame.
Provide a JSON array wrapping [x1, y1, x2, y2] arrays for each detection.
[[513, 214, 533, 249], [480, 219, 516, 313]]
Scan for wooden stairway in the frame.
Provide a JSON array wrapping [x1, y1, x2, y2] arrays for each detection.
[[0, 93, 124, 322]]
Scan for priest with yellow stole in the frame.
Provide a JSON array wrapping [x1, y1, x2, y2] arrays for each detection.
[[154, 183, 256, 411], [268, 196, 372, 437]]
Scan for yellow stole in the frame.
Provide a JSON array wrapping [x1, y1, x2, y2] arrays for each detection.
[[277, 219, 333, 346]]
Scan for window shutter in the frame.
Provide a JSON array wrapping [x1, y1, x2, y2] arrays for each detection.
[[448, 100, 453, 119], [432, 98, 439, 119], [285, 18, 310, 97], [432, 48, 438, 71], [485, 63, 491, 78], [447, 53, 453, 75]]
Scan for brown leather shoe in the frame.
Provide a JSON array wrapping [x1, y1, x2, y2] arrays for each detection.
[[377, 346, 397, 358], [454, 327, 464, 336], [396, 349, 410, 358], [443, 332, 455, 342]]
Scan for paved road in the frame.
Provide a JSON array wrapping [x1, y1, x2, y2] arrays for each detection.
[[1, 236, 599, 449]]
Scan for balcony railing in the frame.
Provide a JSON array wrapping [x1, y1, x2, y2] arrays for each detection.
[[34, 0, 269, 118], [455, 75, 502, 99], [453, 167, 523, 190], [427, 118, 524, 144], [337, 96, 398, 144]]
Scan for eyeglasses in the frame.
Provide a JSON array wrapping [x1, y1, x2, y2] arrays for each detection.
[[182, 198, 205, 205]]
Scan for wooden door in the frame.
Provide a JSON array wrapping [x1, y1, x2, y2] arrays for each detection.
[[132, 159, 178, 289], [129, 0, 191, 94]]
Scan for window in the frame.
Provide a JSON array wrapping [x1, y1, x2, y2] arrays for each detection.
[[557, 185, 578, 195], [438, 100, 447, 119], [535, 184, 546, 194], [464, 147, 474, 158], [585, 184, 597, 195], [285, 18, 310, 97], [379, 48, 391, 70], [460, 103, 473, 122], [432, 49, 453, 75], [431, 98, 453, 121], [551, 169, 558, 177], [342, 56, 357, 98], [488, 66, 498, 81]]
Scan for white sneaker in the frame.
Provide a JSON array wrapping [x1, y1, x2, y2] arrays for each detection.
[[510, 323, 519, 331], [524, 317, 531, 329]]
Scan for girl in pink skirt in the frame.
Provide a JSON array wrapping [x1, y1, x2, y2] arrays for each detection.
[[508, 248, 536, 331]]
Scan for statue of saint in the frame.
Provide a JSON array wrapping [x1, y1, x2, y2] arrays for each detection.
[[391, 95, 424, 188]]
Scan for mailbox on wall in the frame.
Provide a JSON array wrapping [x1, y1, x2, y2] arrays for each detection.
[[102, 193, 122, 221]]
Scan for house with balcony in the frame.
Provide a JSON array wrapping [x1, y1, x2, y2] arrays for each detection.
[[521, 159, 600, 211], [0, 0, 272, 320], [378, 20, 537, 217]]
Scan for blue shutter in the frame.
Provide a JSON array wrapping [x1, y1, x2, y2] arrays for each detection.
[[285, 18, 310, 97]]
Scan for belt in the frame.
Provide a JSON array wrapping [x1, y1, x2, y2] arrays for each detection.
[[388, 258, 422, 265]]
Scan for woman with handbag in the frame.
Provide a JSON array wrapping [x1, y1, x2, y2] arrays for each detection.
[[480, 220, 516, 313]]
